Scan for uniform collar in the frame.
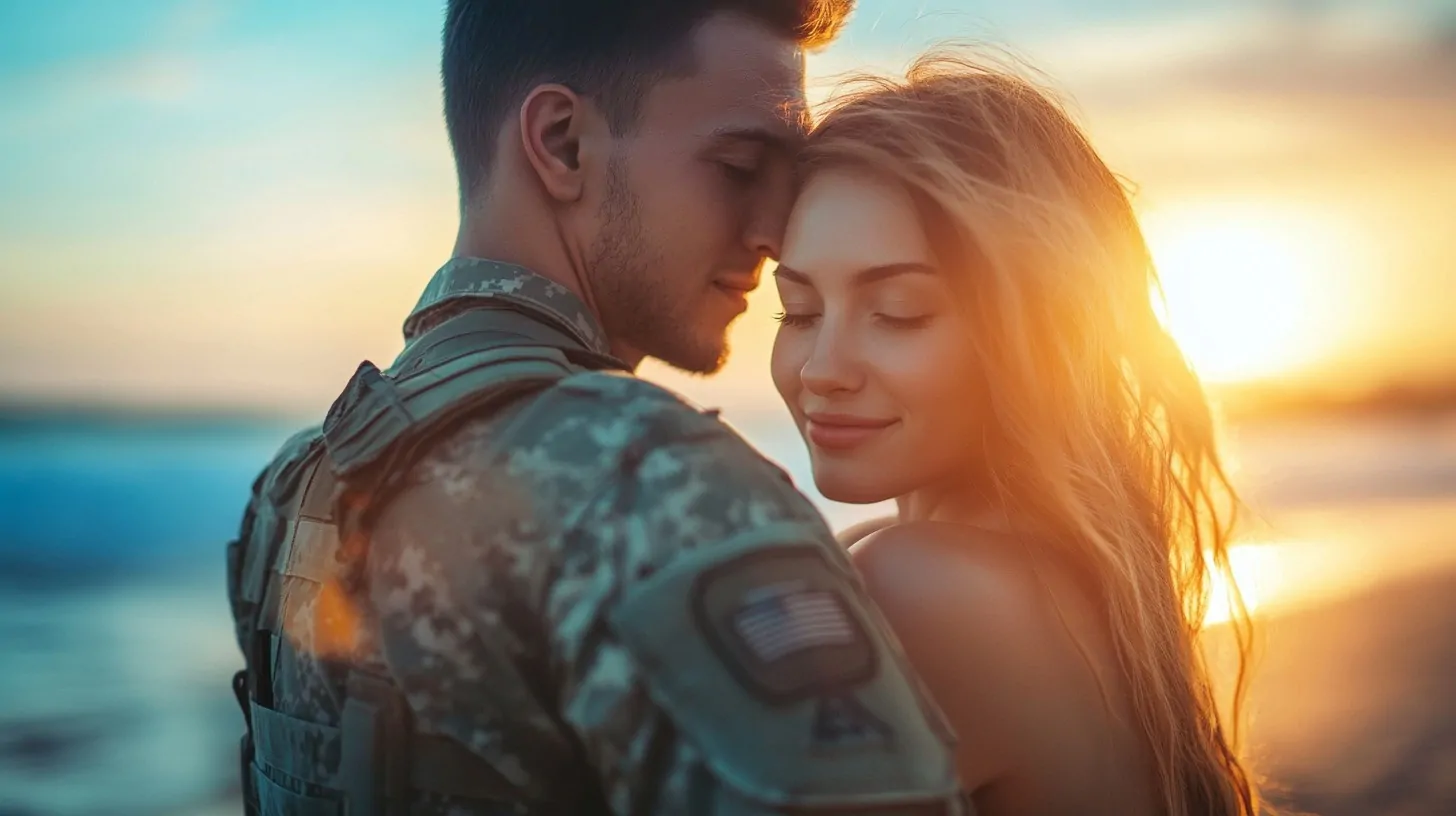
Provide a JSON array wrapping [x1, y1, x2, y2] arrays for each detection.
[[403, 258, 610, 355]]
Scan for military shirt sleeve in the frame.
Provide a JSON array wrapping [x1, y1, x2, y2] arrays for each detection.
[[366, 413, 591, 807], [537, 377, 965, 815], [366, 373, 964, 814]]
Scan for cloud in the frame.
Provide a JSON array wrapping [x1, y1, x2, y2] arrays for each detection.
[[810, 4, 1456, 164], [1025, 5, 1456, 151], [158, 0, 235, 45], [0, 51, 211, 146], [0, 0, 236, 113], [0, 2, 239, 143]]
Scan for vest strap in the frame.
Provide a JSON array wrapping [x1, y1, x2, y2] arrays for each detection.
[[391, 306, 623, 376], [251, 685, 523, 806], [323, 308, 626, 482], [340, 671, 408, 816], [235, 304, 626, 814]]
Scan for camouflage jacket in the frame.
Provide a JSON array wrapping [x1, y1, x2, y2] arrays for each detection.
[[228, 259, 964, 815]]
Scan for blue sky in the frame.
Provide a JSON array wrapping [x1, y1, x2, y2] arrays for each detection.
[[2, 0, 1454, 411]]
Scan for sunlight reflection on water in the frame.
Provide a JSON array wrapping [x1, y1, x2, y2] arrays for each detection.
[[1207, 497, 1456, 628]]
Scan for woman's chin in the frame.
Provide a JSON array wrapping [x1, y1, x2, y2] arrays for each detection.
[[811, 465, 901, 505]]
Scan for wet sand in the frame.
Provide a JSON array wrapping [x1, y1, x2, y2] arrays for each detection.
[[170, 565, 1456, 816], [1209, 564, 1456, 815]]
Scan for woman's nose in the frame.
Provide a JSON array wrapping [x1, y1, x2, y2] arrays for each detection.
[[799, 316, 863, 396]]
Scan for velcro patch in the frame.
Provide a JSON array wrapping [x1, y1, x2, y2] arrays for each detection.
[[694, 550, 876, 704], [732, 585, 857, 661], [608, 527, 963, 808], [812, 694, 893, 748]]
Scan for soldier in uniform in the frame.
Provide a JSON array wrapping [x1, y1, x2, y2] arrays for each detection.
[[226, 1, 966, 814]]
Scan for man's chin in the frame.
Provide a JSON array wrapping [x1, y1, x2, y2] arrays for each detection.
[[655, 336, 729, 376], [672, 349, 729, 376]]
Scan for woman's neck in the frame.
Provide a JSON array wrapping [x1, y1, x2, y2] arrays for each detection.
[[894, 463, 1009, 531]]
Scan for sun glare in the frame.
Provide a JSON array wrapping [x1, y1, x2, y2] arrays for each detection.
[[1143, 206, 1341, 384], [1203, 542, 1287, 628]]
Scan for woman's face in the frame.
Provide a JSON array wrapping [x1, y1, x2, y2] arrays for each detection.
[[772, 169, 986, 504]]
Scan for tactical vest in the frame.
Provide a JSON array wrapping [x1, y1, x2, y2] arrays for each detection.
[[226, 305, 625, 816]]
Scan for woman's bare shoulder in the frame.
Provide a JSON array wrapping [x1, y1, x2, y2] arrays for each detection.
[[850, 522, 1044, 646], [850, 522, 1145, 810], [836, 515, 896, 547]]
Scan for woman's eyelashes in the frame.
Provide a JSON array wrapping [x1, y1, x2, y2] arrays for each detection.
[[772, 310, 933, 330], [875, 314, 932, 330], [773, 310, 817, 328]]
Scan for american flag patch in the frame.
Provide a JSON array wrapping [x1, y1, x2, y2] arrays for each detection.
[[731, 586, 857, 662]]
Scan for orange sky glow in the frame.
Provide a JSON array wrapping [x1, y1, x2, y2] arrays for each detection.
[[1, 2, 1453, 415]]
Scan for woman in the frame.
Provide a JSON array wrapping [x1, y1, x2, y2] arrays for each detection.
[[771, 54, 1259, 815]]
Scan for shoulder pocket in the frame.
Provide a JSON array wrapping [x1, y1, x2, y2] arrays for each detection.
[[609, 523, 961, 811]]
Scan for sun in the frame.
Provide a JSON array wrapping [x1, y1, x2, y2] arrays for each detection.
[[1142, 206, 1338, 384], [1203, 543, 1286, 628]]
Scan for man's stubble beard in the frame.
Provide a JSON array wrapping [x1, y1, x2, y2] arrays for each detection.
[[590, 157, 729, 374]]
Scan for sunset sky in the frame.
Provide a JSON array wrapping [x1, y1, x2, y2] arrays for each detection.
[[2, 0, 1454, 415]]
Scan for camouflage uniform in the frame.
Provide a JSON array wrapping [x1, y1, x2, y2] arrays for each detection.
[[227, 259, 965, 815]]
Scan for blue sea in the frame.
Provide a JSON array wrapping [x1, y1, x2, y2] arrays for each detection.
[[2, 408, 1455, 815]]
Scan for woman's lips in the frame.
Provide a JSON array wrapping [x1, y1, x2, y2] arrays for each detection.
[[804, 414, 898, 451]]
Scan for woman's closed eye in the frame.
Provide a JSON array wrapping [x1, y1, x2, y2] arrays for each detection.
[[875, 313, 932, 330], [774, 310, 932, 330], [773, 310, 819, 328]]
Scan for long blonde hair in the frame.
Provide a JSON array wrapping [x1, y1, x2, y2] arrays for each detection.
[[802, 53, 1259, 815]]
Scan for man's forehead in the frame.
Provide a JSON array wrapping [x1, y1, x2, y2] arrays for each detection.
[[683, 13, 809, 137], [713, 86, 810, 142]]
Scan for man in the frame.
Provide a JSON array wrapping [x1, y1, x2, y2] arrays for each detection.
[[226, 2, 965, 814]]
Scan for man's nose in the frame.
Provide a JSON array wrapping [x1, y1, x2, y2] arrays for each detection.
[[743, 171, 794, 260]]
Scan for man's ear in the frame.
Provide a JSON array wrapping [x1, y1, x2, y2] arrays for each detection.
[[518, 84, 602, 204]]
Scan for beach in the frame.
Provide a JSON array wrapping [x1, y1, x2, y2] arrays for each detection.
[[1241, 564, 1456, 815], [1, 408, 1453, 815]]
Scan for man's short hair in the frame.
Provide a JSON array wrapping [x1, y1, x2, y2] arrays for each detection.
[[443, 0, 854, 200]]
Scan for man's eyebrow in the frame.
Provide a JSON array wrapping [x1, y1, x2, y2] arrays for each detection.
[[774, 262, 936, 286], [709, 123, 803, 149]]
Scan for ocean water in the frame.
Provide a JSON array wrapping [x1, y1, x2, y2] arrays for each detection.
[[0, 423, 288, 816], [1, 408, 1454, 815]]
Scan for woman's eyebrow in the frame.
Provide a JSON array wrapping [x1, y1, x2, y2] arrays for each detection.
[[852, 262, 937, 285], [773, 264, 811, 284], [774, 262, 935, 286]]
